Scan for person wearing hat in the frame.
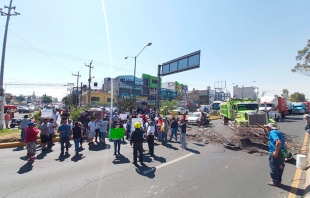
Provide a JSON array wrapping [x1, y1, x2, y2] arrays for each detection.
[[264, 122, 285, 186], [19, 115, 30, 142], [131, 122, 144, 165], [24, 122, 39, 162], [179, 118, 187, 149]]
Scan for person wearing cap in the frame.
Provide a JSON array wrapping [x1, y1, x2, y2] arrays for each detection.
[[264, 122, 285, 186], [131, 122, 144, 164], [179, 118, 187, 149], [19, 115, 30, 142], [24, 122, 39, 162], [145, 119, 155, 156]]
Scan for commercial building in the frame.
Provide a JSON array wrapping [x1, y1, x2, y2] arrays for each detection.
[[187, 86, 230, 105], [80, 91, 118, 106], [141, 73, 161, 107]]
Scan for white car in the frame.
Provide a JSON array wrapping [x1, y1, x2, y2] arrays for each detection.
[[187, 112, 211, 125], [172, 107, 189, 115]]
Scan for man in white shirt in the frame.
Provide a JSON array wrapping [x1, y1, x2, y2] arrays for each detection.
[[88, 117, 96, 146], [99, 117, 109, 146], [51, 110, 58, 123], [146, 119, 155, 156]]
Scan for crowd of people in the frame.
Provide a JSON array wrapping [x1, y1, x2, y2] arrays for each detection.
[[22, 108, 188, 165]]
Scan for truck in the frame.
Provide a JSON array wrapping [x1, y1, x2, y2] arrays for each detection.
[[259, 96, 287, 121], [220, 98, 269, 127], [292, 102, 306, 114], [285, 100, 293, 114], [303, 101, 310, 113]]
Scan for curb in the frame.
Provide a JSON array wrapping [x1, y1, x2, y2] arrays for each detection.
[[0, 137, 61, 149]]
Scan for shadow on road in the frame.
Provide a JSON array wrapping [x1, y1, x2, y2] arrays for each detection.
[[152, 154, 166, 163], [55, 153, 71, 162], [88, 144, 111, 151], [17, 163, 33, 174], [279, 184, 303, 196], [285, 116, 303, 121], [13, 146, 25, 152], [135, 163, 156, 179], [112, 154, 130, 165], [185, 147, 200, 154], [71, 153, 85, 162], [36, 148, 53, 160], [192, 142, 205, 147], [165, 143, 179, 150]]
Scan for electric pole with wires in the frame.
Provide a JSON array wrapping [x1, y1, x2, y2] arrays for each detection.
[[85, 61, 93, 105], [0, 0, 20, 130], [72, 71, 81, 108]]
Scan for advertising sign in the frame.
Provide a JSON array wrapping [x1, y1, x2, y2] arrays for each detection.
[[109, 128, 125, 139], [118, 75, 143, 89], [136, 96, 148, 102], [41, 109, 53, 118], [161, 50, 201, 76]]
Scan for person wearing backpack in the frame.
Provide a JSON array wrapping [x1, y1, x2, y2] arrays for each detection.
[[146, 119, 155, 156], [264, 123, 285, 186]]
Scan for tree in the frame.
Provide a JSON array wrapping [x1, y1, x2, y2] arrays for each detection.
[[118, 97, 134, 113], [292, 39, 310, 76], [62, 94, 79, 106], [160, 100, 178, 116], [281, 89, 289, 99], [42, 94, 52, 104], [289, 92, 306, 102]]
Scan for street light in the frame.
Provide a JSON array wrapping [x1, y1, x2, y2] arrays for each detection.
[[125, 42, 152, 100], [232, 81, 255, 99]]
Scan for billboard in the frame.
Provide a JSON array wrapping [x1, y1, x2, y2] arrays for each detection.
[[118, 75, 143, 89], [233, 86, 256, 99], [161, 50, 200, 76]]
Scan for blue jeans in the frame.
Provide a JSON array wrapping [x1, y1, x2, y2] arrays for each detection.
[[60, 136, 70, 154], [21, 128, 25, 142], [73, 138, 81, 152], [170, 127, 178, 141], [269, 154, 285, 184], [157, 131, 162, 142], [162, 132, 167, 145], [114, 139, 121, 153]]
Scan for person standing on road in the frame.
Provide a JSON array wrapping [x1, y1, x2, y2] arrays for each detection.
[[156, 117, 163, 142], [4, 111, 10, 128], [99, 117, 108, 146], [57, 118, 72, 155], [112, 121, 123, 155], [51, 110, 58, 123], [87, 117, 96, 146], [111, 113, 119, 128], [179, 118, 187, 149], [72, 121, 82, 154], [131, 122, 144, 165], [39, 118, 49, 152], [47, 118, 56, 147], [95, 117, 101, 143], [169, 117, 178, 142], [126, 116, 132, 141], [161, 117, 169, 145], [19, 115, 30, 142], [145, 119, 155, 156], [24, 122, 39, 162], [264, 123, 285, 186]]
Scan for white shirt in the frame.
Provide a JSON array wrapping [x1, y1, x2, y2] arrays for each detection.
[[51, 113, 58, 121], [88, 121, 96, 132], [146, 122, 155, 135], [48, 122, 56, 134], [95, 120, 101, 129]]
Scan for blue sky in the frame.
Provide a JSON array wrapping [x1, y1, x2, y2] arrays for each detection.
[[1, 0, 309, 100]]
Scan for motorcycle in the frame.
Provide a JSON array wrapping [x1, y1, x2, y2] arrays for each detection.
[[10, 118, 21, 128]]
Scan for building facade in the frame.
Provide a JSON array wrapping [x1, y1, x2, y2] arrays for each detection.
[[81, 91, 118, 106]]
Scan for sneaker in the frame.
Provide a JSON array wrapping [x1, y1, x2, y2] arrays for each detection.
[[31, 156, 36, 159], [27, 158, 34, 162], [130, 146, 133, 148]]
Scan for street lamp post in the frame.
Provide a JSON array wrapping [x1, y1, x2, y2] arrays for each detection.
[[232, 81, 255, 99], [125, 42, 152, 101]]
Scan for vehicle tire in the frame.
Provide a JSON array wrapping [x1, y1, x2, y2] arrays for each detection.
[[10, 124, 15, 128]]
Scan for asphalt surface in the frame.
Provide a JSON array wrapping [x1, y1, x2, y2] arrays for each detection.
[[0, 114, 307, 198]]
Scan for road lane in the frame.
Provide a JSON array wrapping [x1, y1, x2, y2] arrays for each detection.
[[0, 114, 307, 198]]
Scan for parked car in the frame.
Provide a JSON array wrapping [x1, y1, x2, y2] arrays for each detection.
[[172, 107, 189, 115], [18, 106, 30, 113], [187, 112, 211, 125]]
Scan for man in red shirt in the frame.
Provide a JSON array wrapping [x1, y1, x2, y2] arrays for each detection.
[[24, 122, 39, 162]]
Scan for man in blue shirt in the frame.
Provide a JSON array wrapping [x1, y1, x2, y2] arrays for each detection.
[[57, 118, 72, 155], [264, 123, 285, 186]]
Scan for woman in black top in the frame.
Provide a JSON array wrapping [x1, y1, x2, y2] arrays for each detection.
[[72, 121, 82, 154]]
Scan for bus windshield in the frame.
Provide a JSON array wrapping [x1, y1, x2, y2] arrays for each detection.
[[212, 103, 220, 110], [237, 104, 258, 111]]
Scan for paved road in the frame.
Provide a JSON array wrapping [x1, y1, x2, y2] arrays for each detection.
[[0, 115, 307, 198]]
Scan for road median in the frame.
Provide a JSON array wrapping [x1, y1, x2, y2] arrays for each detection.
[[0, 137, 60, 149]]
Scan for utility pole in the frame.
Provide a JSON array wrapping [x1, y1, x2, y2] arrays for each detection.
[[85, 61, 93, 105], [0, 0, 20, 130], [80, 82, 82, 106], [72, 71, 81, 108]]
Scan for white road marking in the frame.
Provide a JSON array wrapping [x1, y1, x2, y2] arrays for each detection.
[[143, 153, 195, 175]]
